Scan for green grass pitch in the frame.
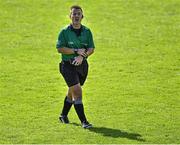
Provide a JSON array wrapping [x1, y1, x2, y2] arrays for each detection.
[[0, 0, 180, 144]]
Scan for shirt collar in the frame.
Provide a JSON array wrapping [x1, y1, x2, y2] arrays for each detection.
[[69, 24, 83, 31]]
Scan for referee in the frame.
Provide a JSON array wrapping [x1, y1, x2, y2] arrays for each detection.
[[56, 5, 95, 129]]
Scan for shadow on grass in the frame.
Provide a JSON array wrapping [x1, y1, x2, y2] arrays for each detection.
[[70, 123, 145, 142]]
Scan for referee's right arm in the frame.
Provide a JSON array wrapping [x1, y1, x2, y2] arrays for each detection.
[[57, 47, 75, 54], [56, 30, 75, 54]]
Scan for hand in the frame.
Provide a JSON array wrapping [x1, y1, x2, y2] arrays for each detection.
[[77, 49, 87, 57], [72, 56, 83, 66]]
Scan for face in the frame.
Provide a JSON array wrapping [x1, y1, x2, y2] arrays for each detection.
[[70, 8, 83, 26]]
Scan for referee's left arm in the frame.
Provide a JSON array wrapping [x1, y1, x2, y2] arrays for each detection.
[[86, 48, 94, 57], [85, 29, 95, 57]]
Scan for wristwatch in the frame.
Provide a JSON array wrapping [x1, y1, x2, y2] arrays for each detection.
[[74, 49, 78, 55]]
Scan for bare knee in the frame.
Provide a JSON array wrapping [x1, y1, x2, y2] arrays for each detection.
[[71, 84, 82, 99]]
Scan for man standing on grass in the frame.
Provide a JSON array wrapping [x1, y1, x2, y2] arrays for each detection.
[[56, 5, 95, 129]]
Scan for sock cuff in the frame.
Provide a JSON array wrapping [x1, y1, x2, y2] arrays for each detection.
[[74, 97, 82, 105]]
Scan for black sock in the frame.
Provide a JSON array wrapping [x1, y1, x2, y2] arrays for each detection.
[[74, 103, 87, 123], [61, 96, 73, 116]]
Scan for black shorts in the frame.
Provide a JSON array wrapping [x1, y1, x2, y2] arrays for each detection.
[[59, 59, 88, 87]]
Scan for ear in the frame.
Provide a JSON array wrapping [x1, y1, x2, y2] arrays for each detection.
[[69, 11, 72, 18], [82, 14, 84, 19]]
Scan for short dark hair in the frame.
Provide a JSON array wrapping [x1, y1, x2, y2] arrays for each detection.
[[70, 5, 83, 12]]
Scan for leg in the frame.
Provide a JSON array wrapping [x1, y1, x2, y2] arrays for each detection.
[[71, 83, 92, 128], [59, 62, 76, 123], [70, 83, 86, 122], [59, 88, 73, 123]]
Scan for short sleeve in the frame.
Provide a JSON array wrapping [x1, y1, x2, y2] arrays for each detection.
[[56, 30, 67, 48], [87, 30, 95, 49]]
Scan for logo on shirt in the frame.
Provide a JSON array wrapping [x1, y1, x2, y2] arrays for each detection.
[[68, 42, 74, 45], [81, 43, 88, 46]]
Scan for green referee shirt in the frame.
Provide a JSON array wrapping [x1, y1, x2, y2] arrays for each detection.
[[56, 24, 95, 61]]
